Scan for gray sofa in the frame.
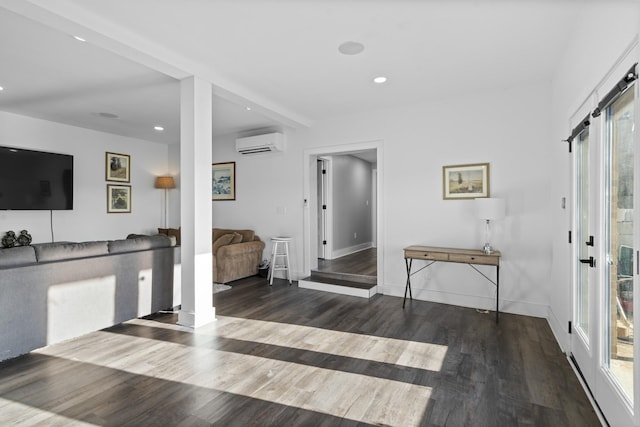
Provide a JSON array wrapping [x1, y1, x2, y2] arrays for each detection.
[[0, 234, 181, 362]]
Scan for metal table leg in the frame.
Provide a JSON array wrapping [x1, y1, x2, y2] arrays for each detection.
[[496, 265, 500, 323], [403, 258, 412, 308]]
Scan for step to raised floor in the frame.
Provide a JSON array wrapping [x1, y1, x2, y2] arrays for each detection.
[[298, 273, 377, 298]]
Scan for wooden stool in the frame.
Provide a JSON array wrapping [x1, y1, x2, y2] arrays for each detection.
[[268, 237, 292, 285]]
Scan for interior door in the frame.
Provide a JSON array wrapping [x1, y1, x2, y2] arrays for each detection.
[[571, 117, 597, 388]]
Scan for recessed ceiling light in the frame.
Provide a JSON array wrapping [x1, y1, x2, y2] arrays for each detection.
[[246, 106, 252, 111], [154, 126, 165, 131], [0, 86, 4, 91], [373, 76, 388, 84], [338, 41, 365, 55], [73, 35, 86, 42]]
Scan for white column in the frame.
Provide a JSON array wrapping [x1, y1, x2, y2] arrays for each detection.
[[178, 76, 215, 328]]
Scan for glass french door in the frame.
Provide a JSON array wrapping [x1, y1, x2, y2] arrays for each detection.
[[572, 121, 597, 387], [603, 85, 635, 405], [572, 68, 637, 426]]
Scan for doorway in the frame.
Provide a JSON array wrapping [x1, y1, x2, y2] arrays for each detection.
[[314, 152, 377, 281], [302, 141, 384, 291]]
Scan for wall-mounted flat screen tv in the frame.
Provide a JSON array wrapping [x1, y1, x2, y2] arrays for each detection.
[[0, 146, 73, 210]]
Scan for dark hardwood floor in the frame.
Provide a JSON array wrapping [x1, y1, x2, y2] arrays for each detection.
[[0, 276, 600, 426], [316, 248, 377, 277]]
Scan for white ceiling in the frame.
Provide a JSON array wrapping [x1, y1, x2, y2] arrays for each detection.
[[0, 1, 611, 145]]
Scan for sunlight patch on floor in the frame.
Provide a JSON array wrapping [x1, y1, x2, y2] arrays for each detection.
[[0, 399, 98, 426], [37, 328, 432, 426], [214, 315, 448, 372]]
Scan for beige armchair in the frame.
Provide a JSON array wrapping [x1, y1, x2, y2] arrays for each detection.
[[212, 228, 265, 283]]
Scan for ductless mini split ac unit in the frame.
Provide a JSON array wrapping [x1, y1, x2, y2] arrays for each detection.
[[235, 132, 285, 155]]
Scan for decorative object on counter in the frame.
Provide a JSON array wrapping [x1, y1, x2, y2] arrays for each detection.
[[475, 197, 506, 254], [2, 231, 17, 248], [16, 230, 32, 246]]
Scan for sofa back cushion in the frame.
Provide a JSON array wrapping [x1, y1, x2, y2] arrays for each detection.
[[0, 246, 37, 268], [213, 228, 255, 243], [109, 235, 173, 254], [34, 241, 109, 263]]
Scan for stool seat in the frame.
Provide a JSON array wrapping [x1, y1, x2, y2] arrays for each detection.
[[268, 237, 292, 286]]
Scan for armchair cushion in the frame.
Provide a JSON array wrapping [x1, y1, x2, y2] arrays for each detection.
[[213, 233, 235, 255], [213, 228, 255, 243]]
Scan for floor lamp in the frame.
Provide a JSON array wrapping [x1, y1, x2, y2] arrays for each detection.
[[475, 197, 505, 254], [155, 176, 175, 228]]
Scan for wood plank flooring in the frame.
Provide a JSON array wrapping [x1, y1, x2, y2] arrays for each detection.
[[316, 248, 377, 277], [0, 276, 600, 426]]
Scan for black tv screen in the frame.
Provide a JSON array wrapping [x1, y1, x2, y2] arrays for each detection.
[[0, 146, 73, 210]]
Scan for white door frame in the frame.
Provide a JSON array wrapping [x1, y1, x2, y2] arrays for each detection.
[[317, 157, 332, 259], [302, 140, 384, 286]]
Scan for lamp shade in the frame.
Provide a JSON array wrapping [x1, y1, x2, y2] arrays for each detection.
[[475, 198, 505, 220], [155, 176, 175, 189]]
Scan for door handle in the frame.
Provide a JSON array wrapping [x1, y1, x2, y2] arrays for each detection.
[[580, 257, 596, 268], [585, 236, 594, 246]]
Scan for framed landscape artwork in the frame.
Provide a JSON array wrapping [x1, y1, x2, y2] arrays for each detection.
[[443, 163, 490, 200], [212, 162, 236, 201], [107, 184, 131, 213], [106, 152, 130, 182]]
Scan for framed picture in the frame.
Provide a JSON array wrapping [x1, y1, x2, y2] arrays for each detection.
[[106, 152, 130, 182], [107, 184, 131, 213], [443, 163, 490, 200], [212, 162, 236, 200]]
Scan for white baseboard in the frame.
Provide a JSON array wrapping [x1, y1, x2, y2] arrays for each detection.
[[379, 283, 549, 319], [547, 306, 569, 353]]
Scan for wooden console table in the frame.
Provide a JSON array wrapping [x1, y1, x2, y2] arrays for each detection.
[[403, 245, 501, 322]]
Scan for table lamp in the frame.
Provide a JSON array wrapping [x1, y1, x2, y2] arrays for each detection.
[[475, 197, 505, 254], [155, 176, 175, 228]]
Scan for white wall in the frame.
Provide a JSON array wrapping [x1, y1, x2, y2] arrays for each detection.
[[548, 3, 640, 350], [211, 135, 301, 269], [0, 111, 170, 243], [330, 154, 373, 256], [213, 81, 553, 317]]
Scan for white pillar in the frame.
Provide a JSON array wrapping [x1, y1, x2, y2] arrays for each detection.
[[178, 76, 215, 328]]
